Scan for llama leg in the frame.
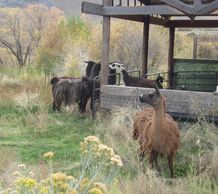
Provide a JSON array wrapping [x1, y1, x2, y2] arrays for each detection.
[[139, 150, 145, 162], [56, 98, 62, 112], [90, 96, 94, 111], [154, 151, 161, 175], [148, 150, 155, 168], [138, 142, 145, 161], [167, 154, 174, 178], [79, 96, 88, 113], [53, 101, 56, 111], [65, 92, 69, 107], [57, 102, 61, 112]]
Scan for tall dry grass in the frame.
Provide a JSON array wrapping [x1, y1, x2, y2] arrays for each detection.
[[96, 107, 218, 194]]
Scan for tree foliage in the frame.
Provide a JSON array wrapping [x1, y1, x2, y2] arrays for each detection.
[[36, 16, 90, 76], [88, 20, 168, 73], [0, 4, 63, 67], [0, 8, 30, 67]]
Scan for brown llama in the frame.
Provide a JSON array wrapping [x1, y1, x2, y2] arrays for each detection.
[[134, 85, 180, 178]]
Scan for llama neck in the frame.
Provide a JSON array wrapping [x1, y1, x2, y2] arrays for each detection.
[[118, 71, 124, 85], [122, 70, 130, 85], [152, 98, 166, 129]]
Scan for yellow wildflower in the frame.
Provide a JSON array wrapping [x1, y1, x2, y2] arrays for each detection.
[[84, 136, 100, 144], [15, 177, 37, 188], [67, 175, 76, 180], [89, 187, 104, 194], [12, 171, 21, 176], [52, 172, 68, 182], [80, 177, 90, 188], [69, 189, 78, 194], [93, 182, 107, 192], [53, 182, 69, 192], [39, 186, 49, 194], [29, 171, 34, 177], [18, 164, 26, 169], [97, 144, 115, 158], [43, 151, 54, 159], [110, 154, 123, 167]]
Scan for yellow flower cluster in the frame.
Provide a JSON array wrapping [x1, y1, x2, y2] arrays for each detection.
[[89, 187, 104, 194], [51, 172, 70, 192], [93, 182, 107, 193], [80, 136, 100, 153], [18, 164, 26, 169], [2, 138, 119, 194], [37, 174, 77, 194], [52, 172, 68, 182], [12, 171, 21, 177], [78, 178, 107, 194], [43, 151, 54, 159], [79, 177, 90, 189], [15, 177, 36, 188], [97, 144, 115, 157], [84, 136, 100, 144], [80, 135, 123, 167], [110, 154, 123, 167], [69, 189, 78, 194], [39, 186, 49, 194]]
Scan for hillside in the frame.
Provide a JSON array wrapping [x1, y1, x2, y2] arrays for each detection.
[[0, 0, 101, 16]]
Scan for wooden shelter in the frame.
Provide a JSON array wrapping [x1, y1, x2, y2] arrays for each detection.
[[81, 0, 218, 87]]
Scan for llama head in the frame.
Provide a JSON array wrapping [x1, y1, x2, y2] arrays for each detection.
[[108, 61, 124, 73], [50, 77, 60, 85], [139, 84, 161, 107], [156, 74, 164, 84], [85, 60, 96, 65]]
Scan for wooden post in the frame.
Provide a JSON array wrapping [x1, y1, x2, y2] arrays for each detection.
[[193, 35, 198, 59], [142, 15, 150, 77], [101, 0, 112, 85], [168, 26, 175, 89]]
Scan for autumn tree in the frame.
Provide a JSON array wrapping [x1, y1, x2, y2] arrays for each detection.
[[24, 4, 64, 48], [36, 16, 90, 76], [88, 20, 168, 73], [0, 4, 63, 67], [0, 8, 31, 67]]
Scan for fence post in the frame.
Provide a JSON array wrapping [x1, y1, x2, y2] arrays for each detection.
[[92, 78, 96, 120], [215, 72, 218, 93]]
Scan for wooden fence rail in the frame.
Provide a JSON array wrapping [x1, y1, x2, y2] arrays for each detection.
[[112, 0, 143, 6]]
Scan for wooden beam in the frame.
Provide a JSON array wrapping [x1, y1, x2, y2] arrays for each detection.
[[82, 11, 218, 27], [111, 15, 168, 25], [160, 0, 195, 14], [193, 36, 198, 59], [194, 0, 202, 10], [142, 16, 150, 77], [101, 0, 112, 85], [167, 19, 218, 28], [139, 0, 214, 5], [150, 16, 168, 26], [111, 15, 144, 22], [82, 2, 218, 16], [168, 27, 175, 89], [81, 2, 103, 15], [103, 5, 184, 15], [197, 0, 218, 15]]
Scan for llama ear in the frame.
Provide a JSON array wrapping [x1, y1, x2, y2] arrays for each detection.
[[154, 84, 160, 95]]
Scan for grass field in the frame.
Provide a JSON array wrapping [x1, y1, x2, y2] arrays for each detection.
[[0, 67, 218, 193]]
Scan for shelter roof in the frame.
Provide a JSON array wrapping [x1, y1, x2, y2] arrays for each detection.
[[82, 0, 218, 28], [142, 0, 215, 4]]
